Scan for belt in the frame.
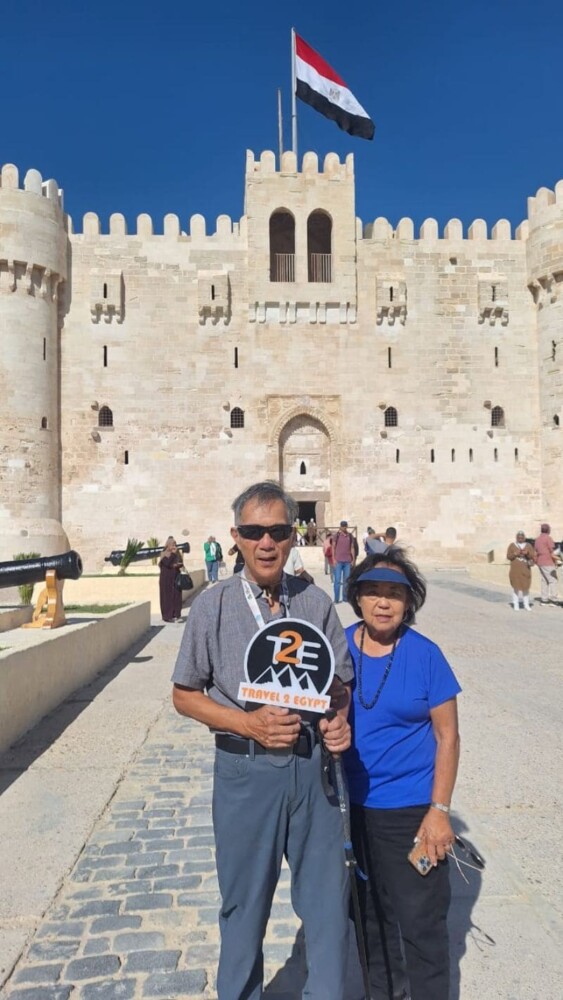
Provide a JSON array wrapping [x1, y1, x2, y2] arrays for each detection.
[[215, 727, 318, 758]]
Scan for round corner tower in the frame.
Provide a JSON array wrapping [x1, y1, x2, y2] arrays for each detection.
[[0, 163, 69, 560]]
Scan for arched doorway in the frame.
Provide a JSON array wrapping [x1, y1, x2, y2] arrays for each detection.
[[279, 414, 331, 526]]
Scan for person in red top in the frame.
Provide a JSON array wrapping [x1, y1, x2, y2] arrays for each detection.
[[534, 523, 559, 606], [331, 520, 357, 603]]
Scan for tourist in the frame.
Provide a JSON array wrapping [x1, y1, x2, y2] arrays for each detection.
[[306, 519, 317, 545], [366, 526, 398, 556], [172, 480, 353, 1000], [331, 520, 357, 602], [344, 548, 461, 1000], [534, 523, 559, 606], [323, 530, 335, 577], [204, 535, 222, 584], [158, 536, 183, 623], [506, 531, 536, 610], [227, 542, 245, 574]]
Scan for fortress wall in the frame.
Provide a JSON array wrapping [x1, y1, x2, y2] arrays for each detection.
[[60, 228, 250, 567]]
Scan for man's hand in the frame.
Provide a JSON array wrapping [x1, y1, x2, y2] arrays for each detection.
[[318, 713, 351, 754], [243, 706, 302, 749]]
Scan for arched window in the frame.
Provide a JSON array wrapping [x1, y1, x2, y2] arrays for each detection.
[[99, 405, 113, 427], [384, 406, 398, 428], [491, 405, 505, 428], [40, 417, 48, 429], [269, 210, 295, 282], [300, 461, 307, 475], [307, 210, 332, 282], [231, 407, 245, 429], [553, 414, 560, 427]]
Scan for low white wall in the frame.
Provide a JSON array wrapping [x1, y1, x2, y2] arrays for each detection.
[[0, 606, 33, 633], [55, 568, 207, 614], [0, 601, 151, 753]]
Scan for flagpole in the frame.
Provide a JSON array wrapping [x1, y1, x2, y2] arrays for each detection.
[[277, 88, 284, 163], [291, 27, 297, 158]]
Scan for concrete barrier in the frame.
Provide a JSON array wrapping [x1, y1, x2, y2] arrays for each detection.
[[0, 601, 151, 753], [0, 606, 33, 633], [54, 568, 207, 614]]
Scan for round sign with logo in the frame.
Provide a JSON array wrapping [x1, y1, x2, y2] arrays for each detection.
[[237, 617, 335, 714]]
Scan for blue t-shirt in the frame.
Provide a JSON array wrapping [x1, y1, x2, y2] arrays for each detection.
[[343, 624, 461, 809]]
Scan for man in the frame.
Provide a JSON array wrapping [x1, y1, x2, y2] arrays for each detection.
[[331, 519, 357, 603], [366, 526, 398, 556], [534, 523, 559, 606], [172, 481, 353, 1000], [204, 535, 223, 584]]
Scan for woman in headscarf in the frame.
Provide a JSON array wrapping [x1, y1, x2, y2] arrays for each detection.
[[506, 531, 536, 611], [158, 536, 183, 622]]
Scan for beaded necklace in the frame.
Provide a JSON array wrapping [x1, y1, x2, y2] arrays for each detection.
[[356, 623, 400, 710]]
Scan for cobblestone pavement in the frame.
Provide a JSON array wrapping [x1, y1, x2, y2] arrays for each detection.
[[1, 571, 563, 999]]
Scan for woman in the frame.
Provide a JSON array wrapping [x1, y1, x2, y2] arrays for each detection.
[[506, 531, 536, 611], [344, 548, 461, 1000], [158, 536, 183, 622]]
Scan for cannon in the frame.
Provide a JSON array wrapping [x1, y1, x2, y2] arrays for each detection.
[[0, 550, 83, 630], [104, 543, 190, 567]]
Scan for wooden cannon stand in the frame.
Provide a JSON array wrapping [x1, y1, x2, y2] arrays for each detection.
[[21, 570, 67, 629]]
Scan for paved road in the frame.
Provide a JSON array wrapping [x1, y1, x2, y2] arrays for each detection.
[[1, 572, 562, 999]]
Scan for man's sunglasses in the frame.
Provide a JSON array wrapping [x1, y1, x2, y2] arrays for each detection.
[[236, 524, 293, 542]]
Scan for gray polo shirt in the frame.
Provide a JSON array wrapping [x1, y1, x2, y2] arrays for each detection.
[[172, 572, 354, 711]]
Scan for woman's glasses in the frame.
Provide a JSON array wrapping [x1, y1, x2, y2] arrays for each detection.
[[236, 524, 293, 542]]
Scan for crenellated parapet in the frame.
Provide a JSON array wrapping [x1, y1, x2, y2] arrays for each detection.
[[0, 163, 67, 298], [0, 163, 64, 207], [245, 149, 354, 180], [75, 211, 245, 241], [362, 215, 523, 242]]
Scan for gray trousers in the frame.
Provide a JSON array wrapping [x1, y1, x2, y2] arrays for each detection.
[[212, 744, 350, 1000], [539, 564, 558, 602]]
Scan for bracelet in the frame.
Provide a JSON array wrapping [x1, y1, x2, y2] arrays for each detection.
[[430, 801, 450, 814]]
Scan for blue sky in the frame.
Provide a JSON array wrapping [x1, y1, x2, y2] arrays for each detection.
[[2, 0, 563, 233]]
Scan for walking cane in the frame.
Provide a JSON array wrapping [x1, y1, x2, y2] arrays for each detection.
[[324, 711, 372, 1000]]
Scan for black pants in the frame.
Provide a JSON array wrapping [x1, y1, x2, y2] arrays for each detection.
[[351, 804, 451, 1000]]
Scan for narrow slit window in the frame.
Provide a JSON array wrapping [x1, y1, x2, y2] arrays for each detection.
[[553, 414, 560, 427], [430, 449, 435, 463], [514, 447, 519, 463], [494, 346, 499, 368], [124, 450, 129, 465], [41, 417, 48, 429], [234, 347, 239, 369], [469, 448, 473, 463], [494, 447, 498, 462], [389, 287, 394, 302], [395, 449, 400, 464], [451, 448, 455, 462], [491, 284, 497, 302], [211, 284, 215, 301], [103, 346, 108, 368], [103, 282, 108, 299], [300, 461, 307, 475], [43, 337, 46, 361], [388, 347, 392, 369]]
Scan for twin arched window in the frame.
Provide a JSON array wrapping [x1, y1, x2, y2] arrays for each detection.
[[269, 209, 332, 282]]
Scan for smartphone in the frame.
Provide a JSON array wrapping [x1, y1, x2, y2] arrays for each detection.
[[407, 840, 433, 876]]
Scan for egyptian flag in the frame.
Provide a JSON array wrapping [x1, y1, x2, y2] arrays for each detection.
[[295, 33, 375, 140]]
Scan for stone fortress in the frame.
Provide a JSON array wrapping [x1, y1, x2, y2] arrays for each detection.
[[1, 149, 562, 569]]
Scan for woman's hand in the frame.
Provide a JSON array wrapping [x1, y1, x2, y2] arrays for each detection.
[[415, 808, 455, 865]]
